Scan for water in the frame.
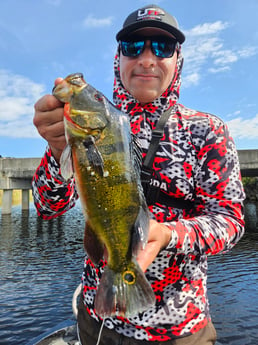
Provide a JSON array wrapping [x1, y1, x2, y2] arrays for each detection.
[[0, 203, 258, 345], [208, 232, 258, 344]]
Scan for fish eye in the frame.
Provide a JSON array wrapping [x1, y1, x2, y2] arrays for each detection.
[[94, 93, 104, 102], [123, 270, 136, 285]]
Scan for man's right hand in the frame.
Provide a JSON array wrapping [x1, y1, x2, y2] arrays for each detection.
[[33, 78, 66, 163]]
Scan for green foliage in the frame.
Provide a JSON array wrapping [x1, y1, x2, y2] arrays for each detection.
[[242, 177, 257, 187]]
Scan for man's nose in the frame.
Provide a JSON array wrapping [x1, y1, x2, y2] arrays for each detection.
[[137, 41, 156, 67]]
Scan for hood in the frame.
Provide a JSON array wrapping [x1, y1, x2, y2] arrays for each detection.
[[112, 45, 184, 123]]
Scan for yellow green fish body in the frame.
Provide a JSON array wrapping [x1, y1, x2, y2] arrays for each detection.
[[53, 73, 155, 317]]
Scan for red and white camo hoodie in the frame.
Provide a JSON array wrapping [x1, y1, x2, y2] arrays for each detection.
[[32, 44, 245, 341]]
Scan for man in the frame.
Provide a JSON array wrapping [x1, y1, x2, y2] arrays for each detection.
[[32, 4, 245, 344]]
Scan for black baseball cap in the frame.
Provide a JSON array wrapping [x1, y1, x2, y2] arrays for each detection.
[[116, 4, 185, 44]]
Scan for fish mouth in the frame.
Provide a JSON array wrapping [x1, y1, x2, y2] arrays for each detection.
[[64, 104, 103, 137], [64, 104, 88, 131], [52, 80, 73, 103]]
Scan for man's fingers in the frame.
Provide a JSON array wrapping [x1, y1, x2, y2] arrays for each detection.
[[43, 120, 65, 139], [33, 105, 64, 130], [137, 242, 159, 273], [34, 94, 63, 113]]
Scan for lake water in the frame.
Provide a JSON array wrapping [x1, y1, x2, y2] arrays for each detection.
[[0, 202, 258, 345]]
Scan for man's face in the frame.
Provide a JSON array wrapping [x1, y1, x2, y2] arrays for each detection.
[[119, 28, 178, 105]]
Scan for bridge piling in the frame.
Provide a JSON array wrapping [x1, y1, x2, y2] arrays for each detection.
[[21, 189, 30, 211], [1, 189, 31, 214], [2, 190, 13, 215]]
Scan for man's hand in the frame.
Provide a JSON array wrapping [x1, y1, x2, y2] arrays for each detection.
[[137, 219, 171, 272], [33, 78, 66, 162]]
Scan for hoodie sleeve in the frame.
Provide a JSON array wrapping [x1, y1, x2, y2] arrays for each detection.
[[31, 146, 78, 219], [164, 116, 245, 256]]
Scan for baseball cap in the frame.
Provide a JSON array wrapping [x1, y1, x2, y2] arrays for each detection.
[[116, 4, 185, 44]]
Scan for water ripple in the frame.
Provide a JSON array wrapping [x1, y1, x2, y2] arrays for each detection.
[[0, 203, 258, 344]]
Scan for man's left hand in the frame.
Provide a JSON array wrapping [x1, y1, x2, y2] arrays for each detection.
[[137, 219, 171, 272]]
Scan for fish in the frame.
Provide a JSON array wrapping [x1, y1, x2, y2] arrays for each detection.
[[52, 73, 155, 318]]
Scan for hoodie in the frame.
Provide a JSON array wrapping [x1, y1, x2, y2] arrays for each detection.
[[32, 45, 245, 341]]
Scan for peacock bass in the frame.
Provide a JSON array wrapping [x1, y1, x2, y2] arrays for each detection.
[[52, 73, 155, 318]]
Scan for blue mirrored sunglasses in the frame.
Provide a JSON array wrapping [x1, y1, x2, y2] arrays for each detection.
[[120, 38, 178, 58]]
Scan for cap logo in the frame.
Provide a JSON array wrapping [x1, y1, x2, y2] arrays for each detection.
[[137, 7, 165, 21]]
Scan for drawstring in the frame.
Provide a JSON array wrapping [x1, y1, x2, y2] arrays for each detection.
[[76, 317, 106, 345], [96, 317, 106, 345]]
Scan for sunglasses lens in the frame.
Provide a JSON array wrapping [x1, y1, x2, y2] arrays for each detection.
[[121, 41, 145, 57], [120, 39, 178, 58], [151, 41, 177, 58]]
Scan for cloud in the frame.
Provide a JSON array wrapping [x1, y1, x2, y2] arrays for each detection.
[[212, 49, 238, 65], [0, 70, 45, 138], [182, 21, 257, 87], [227, 110, 241, 118], [208, 66, 231, 74], [185, 21, 230, 36], [183, 73, 200, 86], [227, 114, 258, 139], [238, 47, 257, 58], [83, 15, 113, 28]]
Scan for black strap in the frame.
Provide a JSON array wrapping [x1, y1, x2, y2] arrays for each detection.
[[141, 108, 195, 210], [142, 108, 172, 171]]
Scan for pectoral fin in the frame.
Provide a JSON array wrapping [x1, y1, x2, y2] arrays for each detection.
[[83, 136, 105, 177], [60, 144, 73, 180]]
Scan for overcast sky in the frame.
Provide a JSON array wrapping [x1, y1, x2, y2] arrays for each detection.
[[0, 0, 257, 157]]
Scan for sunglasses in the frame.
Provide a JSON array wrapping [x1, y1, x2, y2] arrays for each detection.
[[120, 38, 178, 58]]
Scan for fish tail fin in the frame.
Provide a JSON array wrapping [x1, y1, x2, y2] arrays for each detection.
[[94, 260, 155, 318]]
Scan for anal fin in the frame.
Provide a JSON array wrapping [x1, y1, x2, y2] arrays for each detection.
[[84, 222, 104, 264]]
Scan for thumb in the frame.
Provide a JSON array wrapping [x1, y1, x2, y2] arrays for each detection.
[[54, 77, 63, 86]]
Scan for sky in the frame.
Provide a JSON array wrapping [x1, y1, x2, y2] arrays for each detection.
[[0, 0, 257, 158]]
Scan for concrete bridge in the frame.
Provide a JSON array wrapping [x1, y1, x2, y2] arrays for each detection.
[[237, 150, 258, 177], [0, 157, 41, 214], [0, 149, 258, 214]]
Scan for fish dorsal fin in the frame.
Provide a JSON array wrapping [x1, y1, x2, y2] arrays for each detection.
[[129, 134, 150, 256], [130, 201, 150, 257], [60, 144, 74, 180]]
